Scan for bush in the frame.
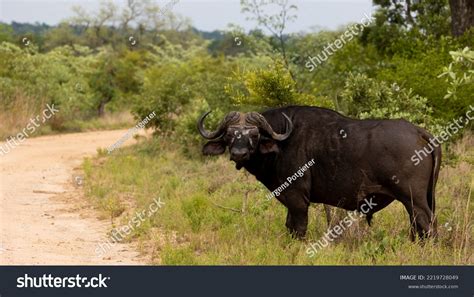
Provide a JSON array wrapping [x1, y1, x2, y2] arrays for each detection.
[[438, 47, 474, 101], [225, 59, 332, 109], [132, 40, 236, 135], [340, 73, 441, 133], [375, 39, 471, 121]]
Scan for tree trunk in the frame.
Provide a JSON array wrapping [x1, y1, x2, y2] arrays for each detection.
[[449, 0, 474, 36], [98, 101, 106, 117], [406, 0, 415, 27], [98, 95, 113, 117]]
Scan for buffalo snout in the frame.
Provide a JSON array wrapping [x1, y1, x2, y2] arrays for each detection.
[[230, 148, 250, 162]]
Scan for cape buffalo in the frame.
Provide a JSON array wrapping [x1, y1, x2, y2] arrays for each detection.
[[197, 106, 441, 240]]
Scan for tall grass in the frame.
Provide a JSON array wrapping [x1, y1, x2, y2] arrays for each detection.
[[0, 97, 136, 140], [83, 133, 473, 265], [0, 91, 45, 139]]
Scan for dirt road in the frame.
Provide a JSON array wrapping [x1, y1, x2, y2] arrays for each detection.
[[0, 130, 147, 265]]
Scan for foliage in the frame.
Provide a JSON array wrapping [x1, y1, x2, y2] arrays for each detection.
[[364, 0, 451, 55], [375, 40, 473, 121], [0, 42, 96, 119], [340, 73, 440, 131], [241, 0, 298, 78], [438, 47, 474, 100], [373, 0, 450, 36], [241, 0, 298, 34], [225, 59, 332, 109]]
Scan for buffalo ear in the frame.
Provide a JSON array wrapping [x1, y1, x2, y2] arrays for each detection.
[[259, 137, 279, 154], [203, 140, 226, 155]]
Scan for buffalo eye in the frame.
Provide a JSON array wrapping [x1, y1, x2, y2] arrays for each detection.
[[249, 129, 259, 136], [248, 129, 259, 140]]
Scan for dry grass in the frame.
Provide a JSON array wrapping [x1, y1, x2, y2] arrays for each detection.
[[0, 91, 46, 139], [62, 111, 136, 132], [0, 98, 136, 140], [436, 132, 473, 263]]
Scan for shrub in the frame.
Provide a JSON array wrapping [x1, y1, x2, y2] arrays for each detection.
[[340, 73, 441, 133], [375, 39, 471, 121], [225, 59, 332, 109], [438, 47, 474, 101]]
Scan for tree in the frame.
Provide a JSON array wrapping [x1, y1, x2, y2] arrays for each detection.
[[121, 0, 147, 32], [0, 23, 14, 43], [371, 0, 451, 37], [70, 1, 118, 48], [89, 51, 118, 117], [240, 0, 297, 80], [44, 22, 79, 50], [68, 0, 191, 50], [449, 0, 474, 36]]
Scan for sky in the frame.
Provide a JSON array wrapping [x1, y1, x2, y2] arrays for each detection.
[[0, 0, 376, 33]]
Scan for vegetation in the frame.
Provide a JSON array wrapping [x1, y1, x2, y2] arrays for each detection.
[[0, 0, 472, 264], [83, 134, 472, 265]]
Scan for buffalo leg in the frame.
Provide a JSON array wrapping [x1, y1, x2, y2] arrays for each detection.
[[324, 205, 332, 228], [285, 211, 293, 230], [362, 193, 395, 226], [400, 196, 436, 240], [284, 192, 309, 239], [287, 207, 308, 239]]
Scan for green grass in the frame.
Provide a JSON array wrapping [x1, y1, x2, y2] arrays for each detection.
[[83, 134, 473, 265]]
